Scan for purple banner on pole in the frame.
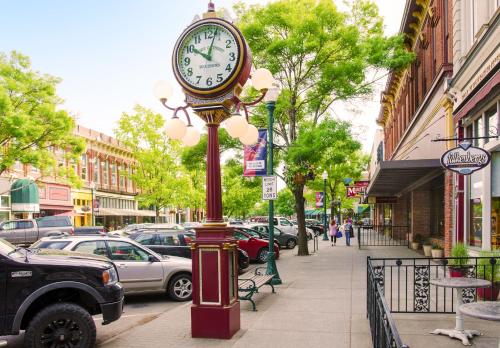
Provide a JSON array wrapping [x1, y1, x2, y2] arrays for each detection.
[[243, 129, 267, 177]]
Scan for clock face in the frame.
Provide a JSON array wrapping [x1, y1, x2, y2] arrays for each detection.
[[176, 23, 240, 91]]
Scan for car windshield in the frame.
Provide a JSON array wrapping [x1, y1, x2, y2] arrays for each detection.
[[0, 238, 23, 256]]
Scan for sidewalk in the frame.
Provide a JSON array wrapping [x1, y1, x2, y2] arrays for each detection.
[[99, 237, 499, 348]]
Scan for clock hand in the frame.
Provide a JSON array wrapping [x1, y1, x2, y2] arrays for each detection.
[[207, 29, 218, 60], [192, 47, 210, 61]]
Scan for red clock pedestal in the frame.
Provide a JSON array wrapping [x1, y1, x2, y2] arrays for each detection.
[[191, 226, 240, 339]]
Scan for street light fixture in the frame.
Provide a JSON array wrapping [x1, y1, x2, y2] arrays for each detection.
[[322, 170, 328, 241], [263, 81, 281, 285]]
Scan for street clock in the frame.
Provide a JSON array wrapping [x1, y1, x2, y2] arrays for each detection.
[[172, 17, 252, 98]]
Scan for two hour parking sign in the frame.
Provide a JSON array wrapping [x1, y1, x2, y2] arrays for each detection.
[[262, 176, 277, 200]]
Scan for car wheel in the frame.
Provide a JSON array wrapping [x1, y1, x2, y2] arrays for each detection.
[[24, 302, 96, 348], [286, 239, 297, 249], [257, 248, 269, 263], [168, 273, 192, 301]]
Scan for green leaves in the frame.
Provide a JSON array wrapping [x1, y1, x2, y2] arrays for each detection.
[[0, 51, 84, 181]]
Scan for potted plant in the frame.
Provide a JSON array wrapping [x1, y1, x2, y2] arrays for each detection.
[[431, 243, 444, 258], [423, 239, 432, 257], [411, 234, 423, 250], [448, 243, 470, 277], [477, 251, 500, 300]]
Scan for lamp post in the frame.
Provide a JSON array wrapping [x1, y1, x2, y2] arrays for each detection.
[[264, 84, 281, 285], [334, 197, 342, 224], [89, 181, 96, 226], [322, 170, 328, 241]]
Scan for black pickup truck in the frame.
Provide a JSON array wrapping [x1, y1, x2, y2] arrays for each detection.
[[0, 238, 123, 348]]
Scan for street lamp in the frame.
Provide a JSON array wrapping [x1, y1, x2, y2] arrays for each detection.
[[322, 170, 328, 241], [334, 197, 342, 224], [264, 82, 281, 285], [89, 181, 96, 226]]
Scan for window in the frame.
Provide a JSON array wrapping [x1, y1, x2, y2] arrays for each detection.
[[233, 232, 248, 241], [36, 241, 71, 249], [107, 241, 149, 261], [93, 159, 99, 183], [485, 105, 498, 144], [119, 164, 125, 188], [474, 117, 483, 146], [469, 198, 482, 247], [135, 234, 156, 245], [1, 222, 17, 230], [159, 234, 180, 246], [73, 241, 108, 257], [492, 152, 500, 250], [14, 161, 23, 171], [81, 154, 87, 180], [280, 218, 292, 226], [102, 161, 109, 185], [111, 163, 117, 186], [128, 166, 133, 190], [0, 196, 9, 208]]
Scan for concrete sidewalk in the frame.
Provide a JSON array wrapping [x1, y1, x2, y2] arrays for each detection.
[[99, 237, 499, 348]]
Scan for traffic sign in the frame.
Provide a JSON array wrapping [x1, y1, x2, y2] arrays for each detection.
[[262, 176, 277, 200]]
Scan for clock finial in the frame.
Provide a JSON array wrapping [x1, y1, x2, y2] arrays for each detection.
[[203, 1, 217, 18]]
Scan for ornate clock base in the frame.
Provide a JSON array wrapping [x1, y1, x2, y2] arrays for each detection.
[[430, 328, 481, 346]]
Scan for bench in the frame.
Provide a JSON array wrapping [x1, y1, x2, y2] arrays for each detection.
[[238, 267, 276, 311]]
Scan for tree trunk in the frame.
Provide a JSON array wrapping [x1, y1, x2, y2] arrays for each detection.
[[155, 206, 160, 223], [293, 184, 309, 256]]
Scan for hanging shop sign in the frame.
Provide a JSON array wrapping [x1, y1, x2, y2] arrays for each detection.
[[315, 192, 324, 208], [346, 181, 369, 198], [243, 129, 267, 177], [440, 142, 491, 175]]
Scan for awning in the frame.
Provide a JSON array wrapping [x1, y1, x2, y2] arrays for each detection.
[[95, 208, 157, 217], [367, 159, 443, 197], [11, 179, 39, 213]]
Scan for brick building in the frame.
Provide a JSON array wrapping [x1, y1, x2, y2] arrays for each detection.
[[367, 0, 455, 253]]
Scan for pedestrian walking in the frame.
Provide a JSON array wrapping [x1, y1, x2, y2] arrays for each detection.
[[343, 219, 352, 246], [329, 219, 338, 246]]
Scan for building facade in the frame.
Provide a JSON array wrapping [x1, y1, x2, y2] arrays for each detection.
[[367, 0, 455, 253], [451, 0, 499, 251]]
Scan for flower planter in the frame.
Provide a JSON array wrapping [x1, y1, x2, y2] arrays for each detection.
[[411, 242, 420, 250], [423, 245, 432, 257], [431, 249, 444, 258], [448, 267, 468, 278], [477, 284, 500, 301]]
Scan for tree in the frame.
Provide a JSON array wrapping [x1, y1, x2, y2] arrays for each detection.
[[275, 188, 295, 217], [237, 0, 414, 255], [115, 105, 190, 221], [222, 158, 261, 219], [0, 51, 84, 179]]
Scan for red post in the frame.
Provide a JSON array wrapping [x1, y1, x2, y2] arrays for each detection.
[[191, 122, 240, 339]]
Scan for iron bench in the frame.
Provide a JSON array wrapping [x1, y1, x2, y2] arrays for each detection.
[[238, 267, 276, 311]]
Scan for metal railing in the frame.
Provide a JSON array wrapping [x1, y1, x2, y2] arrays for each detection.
[[367, 258, 409, 348], [358, 225, 410, 249], [368, 256, 499, 314]]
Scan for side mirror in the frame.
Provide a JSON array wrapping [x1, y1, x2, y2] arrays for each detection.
[[148, 254, 159, 262]]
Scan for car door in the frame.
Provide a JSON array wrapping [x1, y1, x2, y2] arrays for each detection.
[[233, 231, 254, 258], [22, 220, 37, 244], [0, 222, 16, 244], [157, 233, 189, 258], [273, 227, 286, 245], [105, 240, 164, 292], [0, 255, 6, 334], [279, 218, 296, 235]]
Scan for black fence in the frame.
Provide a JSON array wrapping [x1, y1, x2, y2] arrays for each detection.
[[357, 225, 410, 248], [368, 256, 499, 314], [367, 258, 409, 348]]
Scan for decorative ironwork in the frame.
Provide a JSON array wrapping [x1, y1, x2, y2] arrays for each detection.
[[373, 265, 385, 293], [414, 265, 430, 312], [358, 225, 410, 248], [462, 266, 476, 303]]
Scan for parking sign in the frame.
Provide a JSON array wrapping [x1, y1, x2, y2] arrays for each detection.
[[262, 176, 277, 200]]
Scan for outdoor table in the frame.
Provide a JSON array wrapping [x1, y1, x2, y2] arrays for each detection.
[[459, 302, 500, 348], [430, 277, 491, 346]]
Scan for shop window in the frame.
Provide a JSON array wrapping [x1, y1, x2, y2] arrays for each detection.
[[474, 117, 483, 146], [492, 152, 500, 250], [0, 212, 9, 223], [469, 197, 482, 248], [1, 196, 9, 208], [485, 105, 498, 144]]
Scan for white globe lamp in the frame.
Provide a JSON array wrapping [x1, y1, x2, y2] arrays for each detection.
[[182, 126, 201, 147], [251, 68, 274, 91], [225, 112, 248, 138], [166, 117, 187, 140], [239, 124, 259, 145], [154, 80, 173, 101]]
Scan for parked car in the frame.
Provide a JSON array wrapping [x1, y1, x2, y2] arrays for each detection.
[[31, 236, 193, 301], [129, 229, 250, 273], [109, 223, 153, 237], [251, 216, 314, 239], [305, 219, 325, 236], [74, 226, 107, 236], [232, 229, 280, 263], [0, 216, 74, 245], [0, 238, 123, 348], [246, 224, 298, 249]]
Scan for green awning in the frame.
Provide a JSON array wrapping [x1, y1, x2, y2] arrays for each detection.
[[11, 179, 40, 213], [357, 205, 370, 214]]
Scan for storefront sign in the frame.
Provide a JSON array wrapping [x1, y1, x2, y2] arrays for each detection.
[[315, 192, 324, 208], [441, 142, 491, 175], [346, 181, 369, 198], [243, 129, 267, 177]]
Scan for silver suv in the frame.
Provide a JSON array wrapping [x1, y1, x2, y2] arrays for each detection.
[[31, 236, 192, 301]]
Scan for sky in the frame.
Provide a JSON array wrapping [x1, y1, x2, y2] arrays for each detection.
[[0, 0, 406, 153]]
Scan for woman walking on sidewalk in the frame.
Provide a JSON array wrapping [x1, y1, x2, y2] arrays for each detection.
[[329, 219, 338, 246]]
